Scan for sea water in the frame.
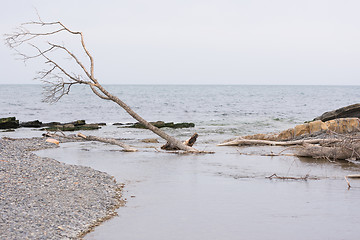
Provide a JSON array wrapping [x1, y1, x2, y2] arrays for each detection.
[[2, 84, 360, 240], [1, 84, 359, 137]]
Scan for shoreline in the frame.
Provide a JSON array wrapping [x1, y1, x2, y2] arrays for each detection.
[[0, 137, 124, 239]]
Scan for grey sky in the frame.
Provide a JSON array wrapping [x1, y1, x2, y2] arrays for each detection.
[[1, 0, 360, 85]]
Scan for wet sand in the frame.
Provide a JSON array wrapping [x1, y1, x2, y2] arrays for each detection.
[[36, 141, 360, 240]]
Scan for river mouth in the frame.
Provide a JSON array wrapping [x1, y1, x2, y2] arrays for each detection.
[[36, 140, 360, 240]]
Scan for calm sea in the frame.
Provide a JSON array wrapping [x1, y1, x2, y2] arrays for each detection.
[[1, 84, 359, 138], [3, 84, 360, 240]]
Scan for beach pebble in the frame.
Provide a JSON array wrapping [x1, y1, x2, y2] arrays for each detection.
[[0, 137, 123, 239]]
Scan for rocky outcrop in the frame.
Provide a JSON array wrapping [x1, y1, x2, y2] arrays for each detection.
[[127, 121, 195, 129], [243, 118, 360, 141], [314, 103, 360, 122], [0, 117, 19, 129], [1, 118, 103, 131], [20, 120, 43, 128], [42, 123, 101, 131]]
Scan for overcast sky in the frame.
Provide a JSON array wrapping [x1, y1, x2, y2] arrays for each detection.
[[1, 0, 360, 85]]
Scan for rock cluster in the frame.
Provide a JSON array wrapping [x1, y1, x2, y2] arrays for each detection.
[[0, 117, 19, 129], [127, 121, 195, 129], [244, 118, 360, 141], [0, 117, 103, 131], [314, 103, 360, 122]]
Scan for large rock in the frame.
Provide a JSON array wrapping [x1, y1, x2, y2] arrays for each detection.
[[0, 117, 19, 129], [277, 128, 294, 140], [314, 103, 360, 122], [294, 123, 310, 137], [65, 120, 86, 126], [20, 120, 43, 128], [239, 117, 360, 142], [43, 123, 100, 131], [326, 118, 360, 133], [128, 121, 195, 129], [309, 120, 328, 133]]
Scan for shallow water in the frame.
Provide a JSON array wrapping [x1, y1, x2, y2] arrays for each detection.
[[2, 84, 360, 239], [35, 130, 360, 240], [1, 84, 360, 137]]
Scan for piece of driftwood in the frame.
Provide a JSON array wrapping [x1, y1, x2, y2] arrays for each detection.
[[218, 138, 341, 147], [44, 132, 137, 152], [77, 133, 137, 152], [344, 175, 360, 189], [161, 133, 198, 150], [266, 173, 318, 180], [296, 143, 360, 160]]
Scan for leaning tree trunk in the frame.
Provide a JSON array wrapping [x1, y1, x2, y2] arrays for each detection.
[[95, 84, 198, 152], [4, 18, 199, 152]]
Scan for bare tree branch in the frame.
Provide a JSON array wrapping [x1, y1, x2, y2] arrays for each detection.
[[4, 16, 200, 152]]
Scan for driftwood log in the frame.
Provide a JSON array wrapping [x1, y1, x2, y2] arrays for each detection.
[[76, 133, 137, 152], [219, 134, 360, 161], [296, 143, 360, 160], [218, 138, 342, 147], [44, 132, 137, 152], [161, 133, 198, 150]]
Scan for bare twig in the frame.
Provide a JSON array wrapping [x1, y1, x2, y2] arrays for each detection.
[[344, 176, 351, 189], [266, 173, 318, 180]]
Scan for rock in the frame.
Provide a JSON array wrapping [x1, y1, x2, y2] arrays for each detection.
[[277, 128, 295, 140], [77, 124, 100, 130], [237, 117, 360, 142], [20, 120, 43, 128], [309, 120, 328, 133], [43, 124, 100, 131], [113, 122, 133, 126], [314, 103, 360, 122], [141, 138, 159, 143], [326, 118, 360, 133], [42, 122, 61, 127], [171, 122, 195, 128], [128, 121, 195, 129], [0, 117, 19, 129], [65, 120, 86, 126], [294, 123, 310, 137], [63, 124, 76, 131]]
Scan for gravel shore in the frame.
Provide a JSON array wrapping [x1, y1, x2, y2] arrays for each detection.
[[0, 137, 123, 239]]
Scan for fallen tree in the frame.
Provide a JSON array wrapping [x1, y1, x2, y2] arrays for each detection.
[[76, 133, 137, 152], [218, 138, 342, 147], [296, 143, 360, 160], [5, 16, 199, 153], [220, 132, 360, 161], [44, 132, 137, 152]]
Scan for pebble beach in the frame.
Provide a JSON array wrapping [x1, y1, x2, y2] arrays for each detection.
[[0, 137, 123, 239]]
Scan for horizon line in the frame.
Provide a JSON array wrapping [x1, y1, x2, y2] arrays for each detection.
[[1, 83, 360, 86]]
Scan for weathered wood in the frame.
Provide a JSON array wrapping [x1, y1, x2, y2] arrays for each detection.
[[296, 143, 360, 160], [183, 133, 198, 147], [161, 133, 198, 150], [44, 132, 137, 152], [77, 133, 137, 152], [218, 138, 342, 147]]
